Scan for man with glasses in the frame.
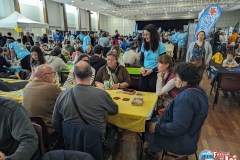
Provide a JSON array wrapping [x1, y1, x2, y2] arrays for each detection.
[[23, 64, 62, 136]]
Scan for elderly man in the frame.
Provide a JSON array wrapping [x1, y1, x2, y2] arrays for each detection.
[[52, 60, 118, 135], [0, 97, 39, 160], [23, 64, 62, 135]]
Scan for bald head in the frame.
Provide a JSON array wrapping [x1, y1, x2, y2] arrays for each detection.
[[33, 64, 56, 83], [74, 61, 92, 81]]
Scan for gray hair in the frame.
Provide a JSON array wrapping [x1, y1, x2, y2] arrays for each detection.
[[74, 61, 92, 80]]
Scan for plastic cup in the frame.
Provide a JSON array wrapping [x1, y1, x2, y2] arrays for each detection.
[[103, 80, 110, 89]]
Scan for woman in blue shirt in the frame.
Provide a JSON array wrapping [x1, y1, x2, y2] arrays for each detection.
[[140, 24, 166, 92]]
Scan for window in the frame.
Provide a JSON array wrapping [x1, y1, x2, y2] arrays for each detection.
[[65, 4, 76, 14], [19, 0, 38, 6]]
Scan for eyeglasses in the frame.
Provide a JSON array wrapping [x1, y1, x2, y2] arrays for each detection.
[[83, 60, 89, 63], [43, 71, 56, 77]]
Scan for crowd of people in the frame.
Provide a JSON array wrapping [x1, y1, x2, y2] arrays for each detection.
[[0, 24, 240, 160]]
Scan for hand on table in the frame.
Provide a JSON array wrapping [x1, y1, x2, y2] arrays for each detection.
[[111, 84, 119, 90], [97, 83, 105, 90]]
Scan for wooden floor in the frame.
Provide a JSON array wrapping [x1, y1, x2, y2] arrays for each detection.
[[114, 72, 240, 160]]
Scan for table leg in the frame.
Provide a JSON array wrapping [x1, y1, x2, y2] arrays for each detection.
[[137, 132, 145, 160]]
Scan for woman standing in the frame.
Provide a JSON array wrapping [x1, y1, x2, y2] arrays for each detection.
[[186, 31, 212, 80], [140, 24, 166, 92], [114, 30, 120, 46]]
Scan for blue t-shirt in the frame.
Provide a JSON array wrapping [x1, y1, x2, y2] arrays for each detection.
[[170, 33, 179, 44], [70, 35, 75, 42], [177, 33, 187, 46], [119, 42, 127, 51], [53, 33, 63, 43], [126, 41, 131, 47], [9, 42, 30, 60], [78, 34, 85, 41], [141, 42, 166, 70], [82, 35, 91, 52]]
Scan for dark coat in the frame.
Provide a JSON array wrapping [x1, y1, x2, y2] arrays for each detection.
[[89, 55, 107, 74], [149, 85, 208, 155], [62, 122, 104, 160], [22, 36, 34, 46], [42, 150, 95, 160]]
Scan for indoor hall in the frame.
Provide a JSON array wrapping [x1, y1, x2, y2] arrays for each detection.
[[0, 0, 240, 160]]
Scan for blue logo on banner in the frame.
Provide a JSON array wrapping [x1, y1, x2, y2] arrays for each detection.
[[199, 150, 214, 160], [195, 5, 222, 39]]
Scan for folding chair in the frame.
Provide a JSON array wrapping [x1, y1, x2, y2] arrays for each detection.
[[212, 73, 240, 109]]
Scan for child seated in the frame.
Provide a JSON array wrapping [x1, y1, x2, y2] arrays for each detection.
[[222, 50, 239, 68], [222, 50, 239, 97]]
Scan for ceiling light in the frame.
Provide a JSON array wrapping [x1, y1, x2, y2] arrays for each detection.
[[190, 9, 192, 11], [71, 0, 74, 2], [147, 1, 149, 3], [129, 0, 131, 1], [164, 8, 166, 10], [91, 2, 93, 5], [112, 11, 115, 12]]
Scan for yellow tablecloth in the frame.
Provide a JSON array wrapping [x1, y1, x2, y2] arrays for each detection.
[[106, 90, 158, 133], [0, 90, 23, 103], [0, 88, 158, 133], [0, 78, 27, 83]]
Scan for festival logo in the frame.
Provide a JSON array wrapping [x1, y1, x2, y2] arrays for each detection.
[[194, 5, 222, 39], [199, 150, 214, 160], [199, 150, 237, 160]]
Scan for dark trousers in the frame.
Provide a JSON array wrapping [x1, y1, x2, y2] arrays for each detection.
[[173, 43, 178, 59], [20, 55, 31, 71], [198, 65, 206, 80], [139, 72, 157, 92]]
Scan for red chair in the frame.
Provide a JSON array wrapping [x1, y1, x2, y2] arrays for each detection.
[[32, 123, 45, 156], [212, 73, 240, 109]]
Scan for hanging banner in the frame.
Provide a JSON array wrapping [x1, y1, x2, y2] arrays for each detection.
[[15, 27, 23, 33], [195, 5, 222, 39]]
